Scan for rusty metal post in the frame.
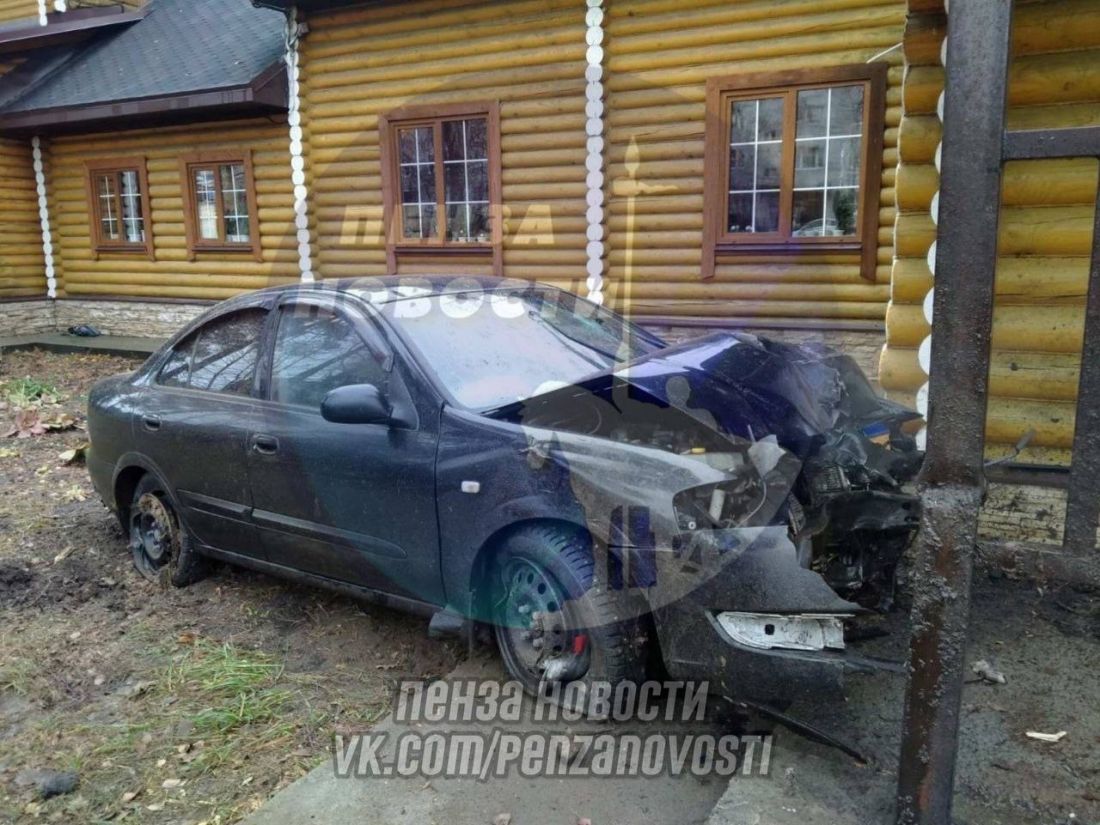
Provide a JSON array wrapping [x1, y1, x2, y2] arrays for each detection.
[[895, 2, 1013, 823]]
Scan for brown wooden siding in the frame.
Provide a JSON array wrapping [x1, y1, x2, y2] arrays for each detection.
[[0, 55, 44, 298], [0, 135, 44, 298], [602, 0, 905, 322], [299, 0, 589, 289], [47, 119, 299, 300], [881, 0, 1100, 458], [0, 0, 35, 25]]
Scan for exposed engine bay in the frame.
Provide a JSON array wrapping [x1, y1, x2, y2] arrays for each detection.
[[491, 331, 924, 612]]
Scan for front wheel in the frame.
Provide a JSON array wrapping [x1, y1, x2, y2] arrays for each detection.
[[490, 526, 645, 702], [128, 474, 208, 587]]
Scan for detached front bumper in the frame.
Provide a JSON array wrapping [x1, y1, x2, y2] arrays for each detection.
[[641, 526, 894, 706]]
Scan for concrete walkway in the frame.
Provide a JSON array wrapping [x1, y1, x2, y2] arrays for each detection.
[[0, 332, 162, 357], [243, 653, 730, 825], [242, 577, 1098, 825]]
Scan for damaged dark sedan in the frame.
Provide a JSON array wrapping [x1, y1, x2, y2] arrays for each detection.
[[87, 277, 922, 707]]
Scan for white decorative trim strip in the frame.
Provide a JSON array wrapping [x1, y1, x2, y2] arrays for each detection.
[[37, 0, 47, 26], [583, 0, 606, 305], [913, 32, 948, 451], [285, 6, 314, 283], [32, 136, 57, 299]]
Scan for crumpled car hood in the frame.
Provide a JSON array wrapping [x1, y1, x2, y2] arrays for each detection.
[[505, 331, 919, 458]]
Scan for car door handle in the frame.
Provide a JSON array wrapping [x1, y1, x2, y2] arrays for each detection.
[[251, 434, 279, 455], [141, 415, 161, 432]]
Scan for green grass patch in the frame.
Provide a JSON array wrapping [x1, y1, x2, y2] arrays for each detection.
[[0, 657, 40, 696], [2, 376, 62, 408]]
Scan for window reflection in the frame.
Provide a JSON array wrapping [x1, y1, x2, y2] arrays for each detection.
[[270, 307, 386, 410]]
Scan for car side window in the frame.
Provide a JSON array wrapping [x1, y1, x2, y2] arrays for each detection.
[[156, 309, 265, 395], [157, 335, 195, 388], [270, 305, 388, 410]]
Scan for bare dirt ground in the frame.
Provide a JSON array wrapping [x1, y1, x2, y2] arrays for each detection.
[[722, 573, 1100, 825], [2, 349, 1098, 825], [0, 349, 463, 824]]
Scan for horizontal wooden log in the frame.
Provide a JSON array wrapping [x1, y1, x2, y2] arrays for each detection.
[[893, 213, 935, 257], [902, 66, 943, 116], [619, 297, 886, 320], [605, 281, 888, 303], [886, 302, 1084, 352], [1000, 205, 1096, 256], [884, 344, 1060, 395], [63, 283, 294, 300], [897, 115, 940, 164], [307, 0, 567, 51], [1007, 100, 1100, 132], [1013, 0, 1100, 56], [1002, 158, 1099, 206], [606, 47, 901, 93], [987, 398, 1075, 449], [891, 256, 1090, 305], [611, 5, 903, 59], [902, 10, 946, 66], [895, 163, 938, 211], [1010, 49, 1100, 109], [609, 21, 901, 74]]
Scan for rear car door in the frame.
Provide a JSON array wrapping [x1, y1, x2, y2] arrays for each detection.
[[247, 298, 443, 605], [137, 307, 267, 556]]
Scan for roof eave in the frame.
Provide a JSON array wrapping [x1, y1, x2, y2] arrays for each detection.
[[0, 6, 148, 56], [0, 59, 289, 137]]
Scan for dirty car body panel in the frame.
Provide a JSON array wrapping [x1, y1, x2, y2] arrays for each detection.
[[87, 276, 922, 706]]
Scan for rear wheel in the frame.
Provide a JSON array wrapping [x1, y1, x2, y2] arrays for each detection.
[[490, 525, 645, 704], [128, 475, 208, 587]]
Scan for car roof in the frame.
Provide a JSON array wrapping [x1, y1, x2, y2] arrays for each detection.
[[250, 275, 550, 305]]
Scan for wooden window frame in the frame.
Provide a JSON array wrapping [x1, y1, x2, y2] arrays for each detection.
[[379, 101, 503, 276], [702, 64, 887, 281], [84, 157, 154, 260], [179, 151, 262, 262]]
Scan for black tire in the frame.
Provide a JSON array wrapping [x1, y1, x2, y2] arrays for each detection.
[[128, 474, 208, 587], [489, 525, 646, 703]]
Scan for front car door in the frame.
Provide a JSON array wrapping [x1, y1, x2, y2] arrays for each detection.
[[136, 306, 267, 556], [246, 296, 444, 606]]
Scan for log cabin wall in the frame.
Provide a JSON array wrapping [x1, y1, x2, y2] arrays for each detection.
[[881, 0, 1100, 460], [0, 0, 36, 25], [0, 56, 45, 299], [601, 0, 905, 325], [298, 0, 589, 288], [45, 118, 301, 301], [0, 136, 43, 298]]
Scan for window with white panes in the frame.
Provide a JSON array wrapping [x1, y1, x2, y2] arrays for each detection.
[[86, 159, 152, 255], [703, 65, 886, 280], [383, 105, 500, 254], [181, 153, 260, 259]]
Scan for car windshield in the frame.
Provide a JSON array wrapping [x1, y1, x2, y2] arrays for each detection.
[[386, 287, 662, 409]]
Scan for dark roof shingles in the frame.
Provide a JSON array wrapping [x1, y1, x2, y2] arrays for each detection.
[[1, 0, 285, 114]]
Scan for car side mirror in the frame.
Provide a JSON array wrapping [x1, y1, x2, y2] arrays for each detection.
[[320, 383, 393, 425]]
